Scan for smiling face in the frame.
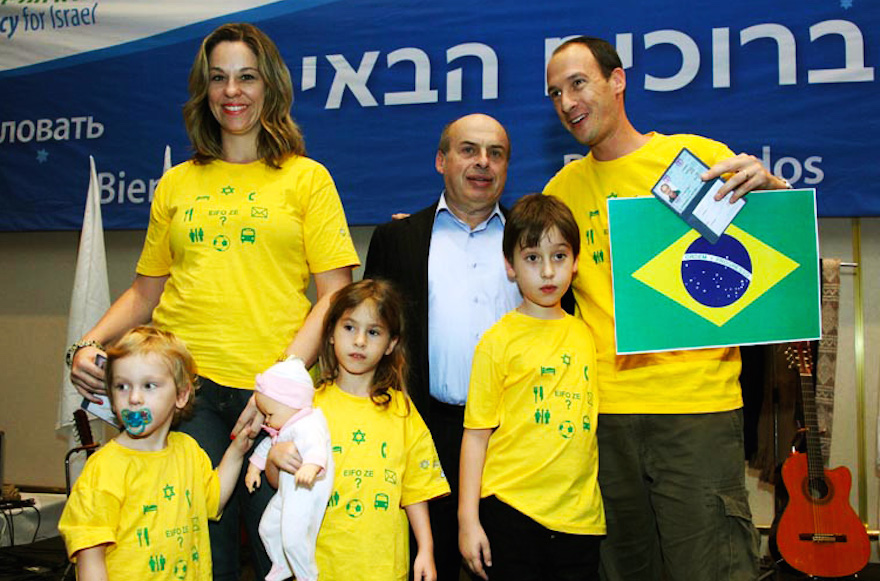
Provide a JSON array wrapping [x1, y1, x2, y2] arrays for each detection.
[[436, 114, 509, 228], [109, 353, 191, 450], [546, 43, 625, 151], [506, 226, 579, 320], [207, 40, 266, 147], [331, 300, 398, 389]]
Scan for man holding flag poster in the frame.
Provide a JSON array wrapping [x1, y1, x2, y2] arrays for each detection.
[[543, 37, 791, 581]]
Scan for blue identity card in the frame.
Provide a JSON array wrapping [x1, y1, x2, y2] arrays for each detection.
[[651, 148, 745, 244]]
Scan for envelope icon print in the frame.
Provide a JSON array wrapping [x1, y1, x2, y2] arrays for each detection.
[[251, 207, 269, 219]]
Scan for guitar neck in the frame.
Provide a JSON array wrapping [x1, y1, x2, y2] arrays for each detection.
[[73, 408, 97, 453], [798, 371, 824, 479]]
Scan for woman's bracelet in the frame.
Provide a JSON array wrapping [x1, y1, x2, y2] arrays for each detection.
[[65, 339, 104, 367]]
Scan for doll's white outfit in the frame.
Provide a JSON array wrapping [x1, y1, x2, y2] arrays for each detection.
[[250, 410, 333, 581], [249, 358, 333, 581]]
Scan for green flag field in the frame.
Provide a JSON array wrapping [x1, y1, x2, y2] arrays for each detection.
[[608, 189, 821, 354]]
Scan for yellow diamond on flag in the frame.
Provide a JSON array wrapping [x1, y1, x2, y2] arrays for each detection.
[[631, 225, 799, 326]]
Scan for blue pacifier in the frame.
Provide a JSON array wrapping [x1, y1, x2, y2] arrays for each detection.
[[120, 408, 153, 436]]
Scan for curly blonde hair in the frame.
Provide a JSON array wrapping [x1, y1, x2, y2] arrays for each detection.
[[105, 326, 198, 425]]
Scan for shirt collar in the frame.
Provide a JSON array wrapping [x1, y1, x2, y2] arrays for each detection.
[[435, 191, 505, 230]]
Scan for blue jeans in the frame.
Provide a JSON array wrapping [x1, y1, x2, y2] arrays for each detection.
[[596, 410, 759, 581], [177, 377, 273, 581]]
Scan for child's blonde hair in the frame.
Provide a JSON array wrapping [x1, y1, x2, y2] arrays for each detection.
[[105, 326, 198, 424], [318, 279, 408, 409]]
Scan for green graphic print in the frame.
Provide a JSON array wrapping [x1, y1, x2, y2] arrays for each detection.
[[183, 182, 270, 254], [133, 479, 207, 578], [332, 426, 389, 519], [531, 352, 595, 440], [326, 414, 442, 528]]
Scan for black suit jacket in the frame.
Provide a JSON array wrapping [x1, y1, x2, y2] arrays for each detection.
[[363, 200, 576, 422], [363, 203, 438, 417]]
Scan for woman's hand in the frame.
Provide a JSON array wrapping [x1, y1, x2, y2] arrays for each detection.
[[231, 394, 264, 440], [70, 345, 108, 403], [67, 273, 169, 403]]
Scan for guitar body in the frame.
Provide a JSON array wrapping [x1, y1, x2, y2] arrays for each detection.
[[776, 451, 869, 578]]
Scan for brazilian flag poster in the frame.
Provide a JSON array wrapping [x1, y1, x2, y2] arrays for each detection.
[[608, 189, 821, 354]]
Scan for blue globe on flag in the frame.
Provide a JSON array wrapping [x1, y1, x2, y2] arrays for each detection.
[[681, 234, 752, 308]]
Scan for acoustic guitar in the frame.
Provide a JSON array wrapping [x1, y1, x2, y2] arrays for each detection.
[[774, 342, 869, 578]]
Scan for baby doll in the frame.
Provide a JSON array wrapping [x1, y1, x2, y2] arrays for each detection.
[[245, 358, 333, 581]]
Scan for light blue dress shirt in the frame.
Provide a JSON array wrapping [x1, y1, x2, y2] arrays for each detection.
[[427, 193, 522, 405]]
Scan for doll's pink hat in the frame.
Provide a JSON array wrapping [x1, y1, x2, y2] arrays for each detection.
[[254, 358, 315, 410]]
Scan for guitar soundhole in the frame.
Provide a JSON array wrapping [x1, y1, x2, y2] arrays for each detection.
[[801, 476, 833, 505]]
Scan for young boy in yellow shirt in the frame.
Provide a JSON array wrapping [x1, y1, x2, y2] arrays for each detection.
[[59, 327, 253, 581], [459, 194, 604, 580]]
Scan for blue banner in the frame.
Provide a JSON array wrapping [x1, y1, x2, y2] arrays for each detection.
[[1, 0, 877, 230]]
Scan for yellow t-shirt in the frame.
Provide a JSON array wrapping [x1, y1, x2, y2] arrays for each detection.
[[544, 133, 742, 414], [465, 310, 604, 535], [59, 433, 221, 581], [137, 156, 360, 388], [314, 383, 449, 581]]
